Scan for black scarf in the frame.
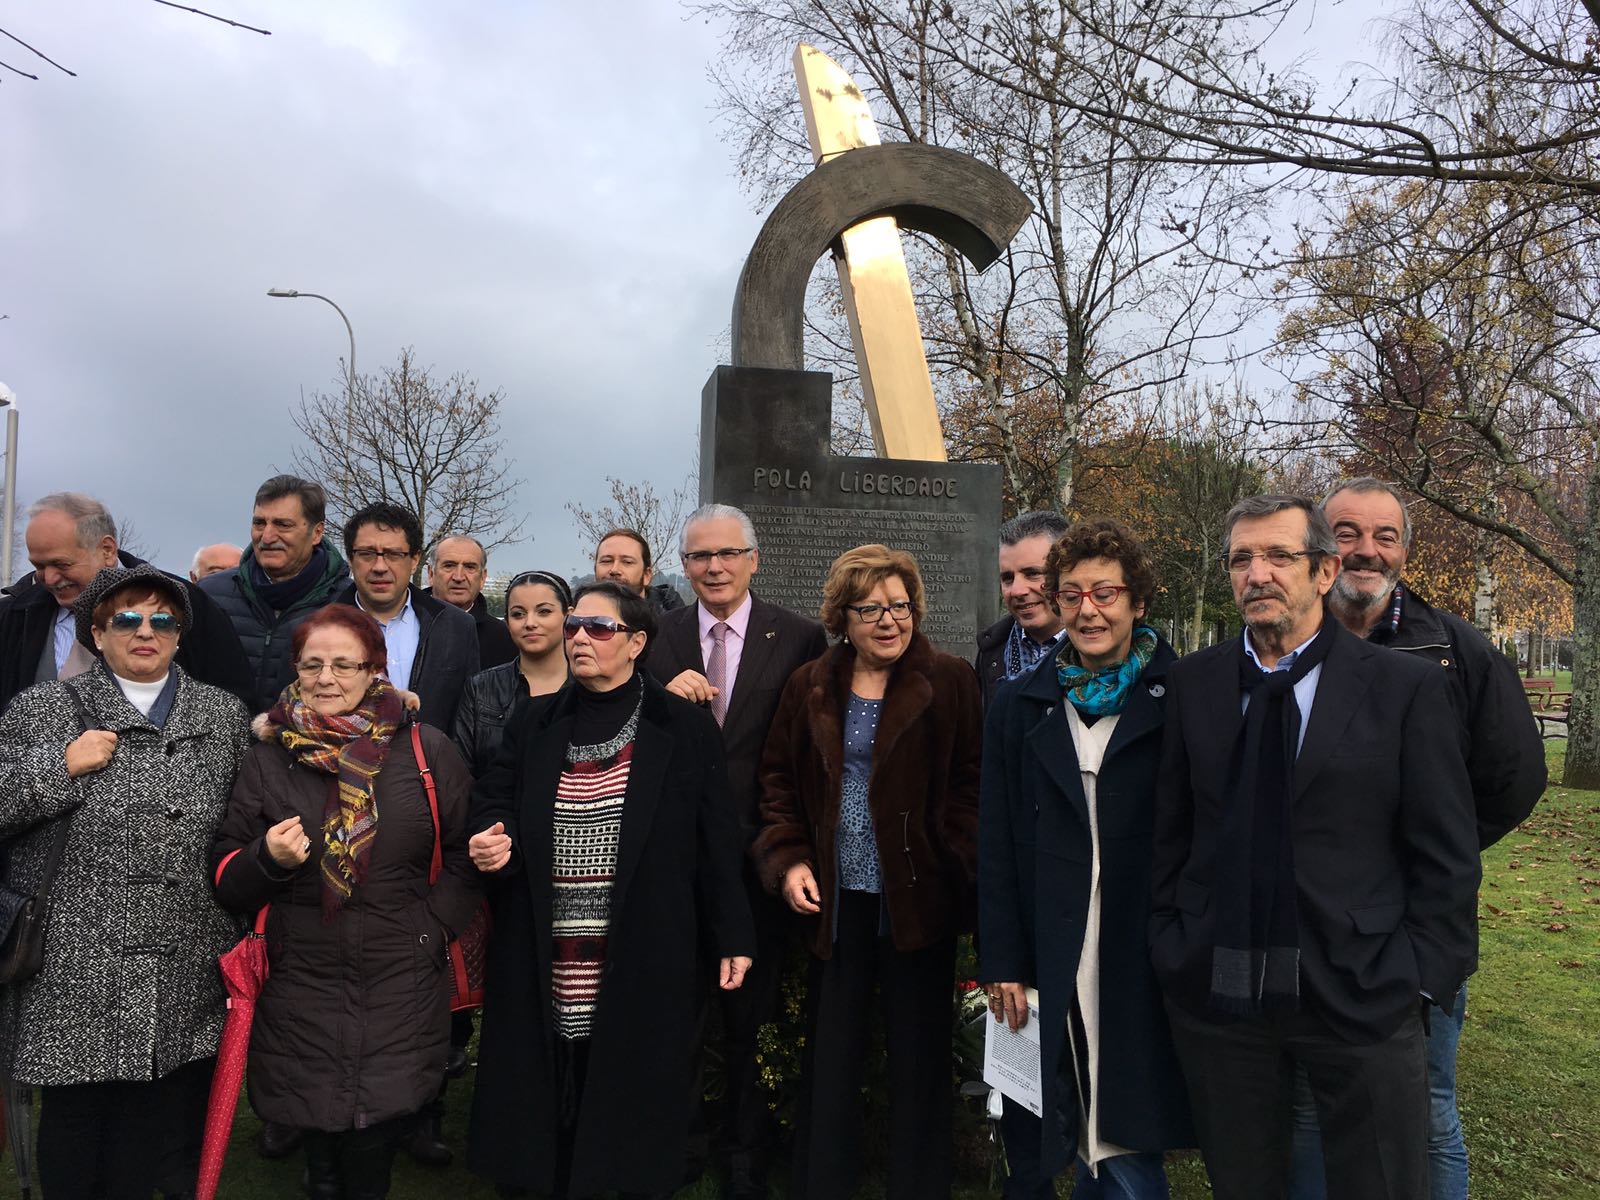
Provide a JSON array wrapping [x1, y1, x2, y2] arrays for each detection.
[[246, 544, 329, 613], [1211, 613, 1337, 1015]]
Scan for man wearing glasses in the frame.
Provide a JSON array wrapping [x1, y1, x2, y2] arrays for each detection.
[[647, 503, 827, 1199], [335, 501, 479, 735], [974, 510, 1070, 710], [1284, 478, 1546, 1200], [1150, 493, 1480, 1200]]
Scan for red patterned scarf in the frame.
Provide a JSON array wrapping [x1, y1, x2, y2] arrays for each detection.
[[264, 679, 406, 918]]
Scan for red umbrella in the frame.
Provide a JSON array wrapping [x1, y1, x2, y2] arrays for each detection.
[[196, 907, 270, 1200]]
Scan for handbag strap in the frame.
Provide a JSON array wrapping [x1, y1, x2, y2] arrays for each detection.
[[34, 679, 98, 903], [413, 723, 443, 886]]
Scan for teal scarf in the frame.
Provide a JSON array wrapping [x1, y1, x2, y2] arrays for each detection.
[[1056, 625, 1158, 716]]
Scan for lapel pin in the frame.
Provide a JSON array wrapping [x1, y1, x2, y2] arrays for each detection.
[[765, 631, 776, 639], [1148, 683, 1165, 697]]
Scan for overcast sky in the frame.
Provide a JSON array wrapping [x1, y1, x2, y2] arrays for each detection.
[[2, 2, 765, 580], [2, 2, 1379, 582]]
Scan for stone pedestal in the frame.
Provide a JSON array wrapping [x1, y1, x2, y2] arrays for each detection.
[[701, 365, 1000, 653]]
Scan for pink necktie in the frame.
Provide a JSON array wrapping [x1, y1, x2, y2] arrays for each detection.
[[707, 622, 730, 727]]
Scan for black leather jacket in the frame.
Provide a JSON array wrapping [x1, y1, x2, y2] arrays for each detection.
[[451, 661, 566, 777]]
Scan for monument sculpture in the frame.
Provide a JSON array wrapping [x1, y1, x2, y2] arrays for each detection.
[[701, 46, 1033, 651]]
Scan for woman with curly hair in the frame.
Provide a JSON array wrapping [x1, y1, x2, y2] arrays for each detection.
[[978, 518, 1194, 1198]]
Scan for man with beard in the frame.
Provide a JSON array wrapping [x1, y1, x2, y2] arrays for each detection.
[[593, 527, 685, 617], [1285, 477, 1546, 1200], [1150, 494, 1480, 1200]]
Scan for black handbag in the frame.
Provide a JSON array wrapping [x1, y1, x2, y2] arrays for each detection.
[[0, 681, 94, 985]]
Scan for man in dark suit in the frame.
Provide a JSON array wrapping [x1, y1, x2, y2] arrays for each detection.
[[2, 492, 251, 714], [647, 502, 828, 1200], [1150, 494, 1481, 1200], [333, 501, 480, 734], [428, 533, 517, 668]]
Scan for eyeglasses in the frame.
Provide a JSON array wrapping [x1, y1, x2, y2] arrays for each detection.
[[107, 611, 181, 636], [845, 600, 914, 623], [563, 614, 634, 641], [1051, 585, 1131, 610], [682, 547, 754, 568], [350, 547, 417, 564], [1223, 549, 1320, 574], [295, 659, 372, 678]]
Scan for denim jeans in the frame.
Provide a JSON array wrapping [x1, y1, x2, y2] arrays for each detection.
[[1290, 984, 1468, 1200], [1073, 1151, 1170, 1199]]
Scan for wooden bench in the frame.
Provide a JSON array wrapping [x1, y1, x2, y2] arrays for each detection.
[[1524, 678, 1572, 737]]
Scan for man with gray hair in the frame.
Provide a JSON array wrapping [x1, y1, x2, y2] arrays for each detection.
[[975, 510, 1071, 708], [647, 501, 827, 1198], [190, 543, 242, 582], [0, 492, 251, 714], [428, 533, 516, 668], [1150, 494, 1481, 1200], [1285, 478, 1546, 1200]]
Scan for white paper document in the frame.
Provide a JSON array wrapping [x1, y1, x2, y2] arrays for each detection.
[[982, 987, 1043, 1116]]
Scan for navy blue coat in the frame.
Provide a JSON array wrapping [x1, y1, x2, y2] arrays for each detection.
[[978, 638, 1194, 1172]]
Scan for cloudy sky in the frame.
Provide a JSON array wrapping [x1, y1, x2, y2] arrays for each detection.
[[3, 2, 767, 580], [2, 1, 1376, 582]]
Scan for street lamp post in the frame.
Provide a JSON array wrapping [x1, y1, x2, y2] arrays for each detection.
[[0, 383, 18, 583], [266, 289, 357, 422]]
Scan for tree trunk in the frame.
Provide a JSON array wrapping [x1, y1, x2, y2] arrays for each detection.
[[1563, 498, 1600, 788], [1471, 528, 1496, 638]]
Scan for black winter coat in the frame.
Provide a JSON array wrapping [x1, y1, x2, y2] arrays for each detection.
[[974, 614, 1015, 709], [199, 545, 350, 713], [978, 641, 1193, 1172], [0, 551, 252, 714], [210, 722, 480, 1132], [465, 595, 518, 669], [1384, 586, 1545, 848], [464, 673, 755, 1196], [332, 584, 480, 734]]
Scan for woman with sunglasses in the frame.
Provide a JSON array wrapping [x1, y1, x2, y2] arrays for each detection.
[[753, 543, 982, 1200], [978, 518, 1193, 1198], [452, 570, 573, 777], [209, 603, 480, 1200], [464, 580, 754, 1200], [0, 564, 250, 1199]]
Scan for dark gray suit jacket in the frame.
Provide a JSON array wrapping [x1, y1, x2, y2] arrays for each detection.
[[647, 592, 828, 845], [1149, 623, 1482, 1041]]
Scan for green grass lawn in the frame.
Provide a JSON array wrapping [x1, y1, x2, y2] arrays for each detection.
[[3, 739, 1596, 1198]]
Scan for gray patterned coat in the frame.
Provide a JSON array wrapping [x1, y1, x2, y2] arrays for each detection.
[[0, 662, 250, 1085]]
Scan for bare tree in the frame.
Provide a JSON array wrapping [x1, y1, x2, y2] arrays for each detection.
[[696, 0, 1266, 511], [565, 474, 696, 568], [1278, 178, 1600, 785], [289, 347, 526, 572]]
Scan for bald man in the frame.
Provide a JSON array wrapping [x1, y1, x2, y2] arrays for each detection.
[[190, 543, 243, 582]]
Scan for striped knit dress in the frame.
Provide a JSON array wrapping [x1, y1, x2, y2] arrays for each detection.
[[551, 683, 642, 1040]]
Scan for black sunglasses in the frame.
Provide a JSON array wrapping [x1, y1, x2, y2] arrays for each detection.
[[563, 614, 634, 641], [107, 611, 181, 635]]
